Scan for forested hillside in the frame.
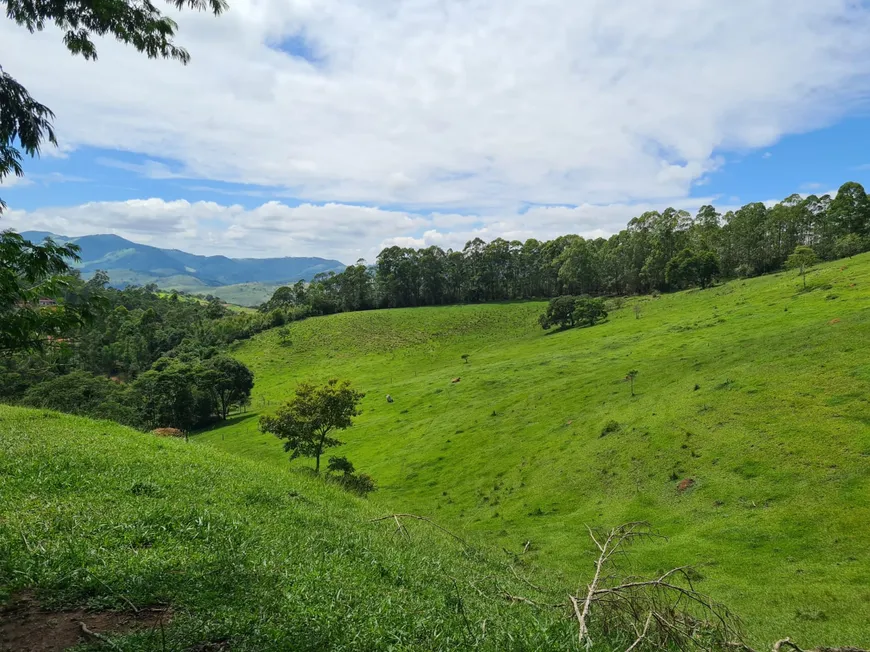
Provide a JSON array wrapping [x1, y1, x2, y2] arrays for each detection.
[[261, 181, 870, 315], [0, 279, 310, 431], [202, 252, 870, 647]]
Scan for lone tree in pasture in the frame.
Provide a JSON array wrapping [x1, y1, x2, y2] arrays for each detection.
[[625, 370, 638, 396], [260, 379, 365, 473], [633, 304, 642, 320], [201, 356, 254, 420], [277, 326, 293, 347], [540, 296, 608, 330], [785, 245, 819, 289], [461, 354, 470, 364]]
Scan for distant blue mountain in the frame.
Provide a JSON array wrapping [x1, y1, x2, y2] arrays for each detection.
[[19, 231, 346, 288]]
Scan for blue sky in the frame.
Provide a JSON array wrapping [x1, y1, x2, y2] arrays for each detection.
[[3, 0, 870, 261], [8, 122, 870, 214]]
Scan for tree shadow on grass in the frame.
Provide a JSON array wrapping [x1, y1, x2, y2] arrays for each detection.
[[193, 412, 257, 437], [542, 320, 608, 336]]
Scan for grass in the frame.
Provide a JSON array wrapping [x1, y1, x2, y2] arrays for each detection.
[[104, 270, 276, 307], [188, 282, 281, 307], [197, 253, 870, 647], [0, 406, 587, 650], [154, 291, 255, 313]]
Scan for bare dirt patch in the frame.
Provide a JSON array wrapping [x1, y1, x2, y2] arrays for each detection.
[[0, 591, 170, 651], [151, 428, 184, 437], [677, 477, 696, 493]]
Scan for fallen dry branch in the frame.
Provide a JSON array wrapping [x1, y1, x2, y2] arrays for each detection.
[[624, 612, 653, 652], [78, 621, 121, 650], [570, 522, 742, 650], [377, 516, 867, 651], [727, 640, 870, 652], [371, 513, 467, 546], [509, 564, 545, 593]]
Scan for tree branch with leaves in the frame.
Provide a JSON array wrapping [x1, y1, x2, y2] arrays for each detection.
[[0, 231, 104, 353], [1, 0, 227, 350]]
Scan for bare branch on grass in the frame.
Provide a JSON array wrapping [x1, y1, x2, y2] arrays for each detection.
[[371, 513, 467, 546]]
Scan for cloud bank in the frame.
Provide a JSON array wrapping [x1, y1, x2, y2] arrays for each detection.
[[2, 0, 870, 257]]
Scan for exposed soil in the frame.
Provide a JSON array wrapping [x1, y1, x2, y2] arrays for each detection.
[[151, 428, 185, 437], [677, 477, 696, 493], [0, 591, 170, 652]]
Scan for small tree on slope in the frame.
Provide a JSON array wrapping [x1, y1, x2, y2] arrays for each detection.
[[785, 245, 819, 289], [625, 369, 638, 397], [260, 379, 365, 473]]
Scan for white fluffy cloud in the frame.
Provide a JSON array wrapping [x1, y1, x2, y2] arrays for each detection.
[[0, 176, 33, 189], [2, 1, 869, 258], [3, 0, 870, 211], [4, 196, 725, 261], [4, 200, 430, 260]]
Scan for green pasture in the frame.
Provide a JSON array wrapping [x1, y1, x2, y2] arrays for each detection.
[[198, 254, 870, 647]]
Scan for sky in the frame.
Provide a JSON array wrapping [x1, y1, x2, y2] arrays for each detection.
[[3, 0, 870, 264]]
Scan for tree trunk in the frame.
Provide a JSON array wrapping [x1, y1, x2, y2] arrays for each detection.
[[315, 429, 329, 473]]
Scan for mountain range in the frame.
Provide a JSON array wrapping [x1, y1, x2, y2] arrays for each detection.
[[20, 231, 346, 306]]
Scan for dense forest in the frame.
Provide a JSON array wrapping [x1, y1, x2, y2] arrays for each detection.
[[0, 276, 310, 431], [262, 181, 870, 314]]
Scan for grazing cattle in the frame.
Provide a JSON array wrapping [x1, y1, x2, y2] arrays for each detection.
[[451, 377, 461, 383], [386, 394, 394, 403]]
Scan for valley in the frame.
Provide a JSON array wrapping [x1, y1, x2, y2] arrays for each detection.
[[197, 253, 870, 646]]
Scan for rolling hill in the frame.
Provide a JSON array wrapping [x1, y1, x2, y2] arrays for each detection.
[[196, 252, 870, 647], [0, 406, 579, 650], [18, 231, 346, 306]]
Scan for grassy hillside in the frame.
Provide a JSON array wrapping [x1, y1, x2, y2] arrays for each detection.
[[0, 406, 582, 650], [117, 275, 278, 307], [188, 281, 282, 307], [198, 253, 870, 647]]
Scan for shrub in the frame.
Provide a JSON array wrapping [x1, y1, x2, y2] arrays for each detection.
[[326, 455, 376, 496], [338, 473, 377, 496], [277, 326, 293, 346], [600, 420, 621, 437]]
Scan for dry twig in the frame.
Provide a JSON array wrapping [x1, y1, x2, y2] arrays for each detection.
[[371, 513, 467, 546], [78, 622, 120, 650], [625, 612, 653, 652]]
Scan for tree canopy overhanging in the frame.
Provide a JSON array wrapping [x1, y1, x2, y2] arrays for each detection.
[[1, 0, 227, 351]]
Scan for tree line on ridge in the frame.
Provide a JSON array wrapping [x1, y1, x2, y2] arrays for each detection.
[[261, 181, 870, 316]]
